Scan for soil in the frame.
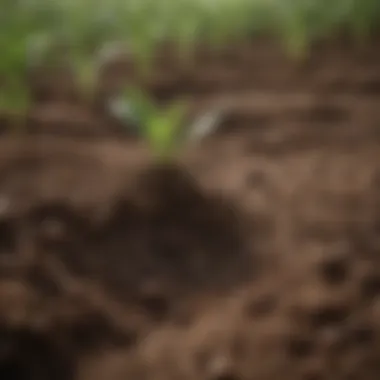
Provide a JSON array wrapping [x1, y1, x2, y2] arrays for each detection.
[[1, 37, 380, 380]]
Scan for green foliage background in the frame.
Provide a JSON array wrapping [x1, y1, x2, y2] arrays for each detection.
[[1, 0, 380, 112]]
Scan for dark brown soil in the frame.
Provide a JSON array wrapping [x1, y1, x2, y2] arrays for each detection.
[[1, 37, 380, 380]]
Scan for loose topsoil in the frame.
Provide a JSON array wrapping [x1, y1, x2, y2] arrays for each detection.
[[1, 37, 380, 380]]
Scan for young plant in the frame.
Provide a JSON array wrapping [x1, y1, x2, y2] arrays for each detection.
[[108, 86, 226, 161], [0, 29, 31, 129], [0, 0, 62, 129], [109, 87, 188, 160]]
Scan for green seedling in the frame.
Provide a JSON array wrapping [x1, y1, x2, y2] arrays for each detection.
[[108, 87, 226, 161], [0, 32, 31, 129], [0, 0, 64, 129], [109, 87, 187, 160]]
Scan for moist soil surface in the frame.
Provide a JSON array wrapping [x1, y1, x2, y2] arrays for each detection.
[[1, 38, 380, 380]]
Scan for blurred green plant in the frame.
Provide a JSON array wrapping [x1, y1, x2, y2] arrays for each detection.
[[0, 0, 61, 118], [109, 86, 226, 160], [109, 87, 188, 160]]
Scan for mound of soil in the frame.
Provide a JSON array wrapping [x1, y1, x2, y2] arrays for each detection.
[[0, 138, 253, 379]]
